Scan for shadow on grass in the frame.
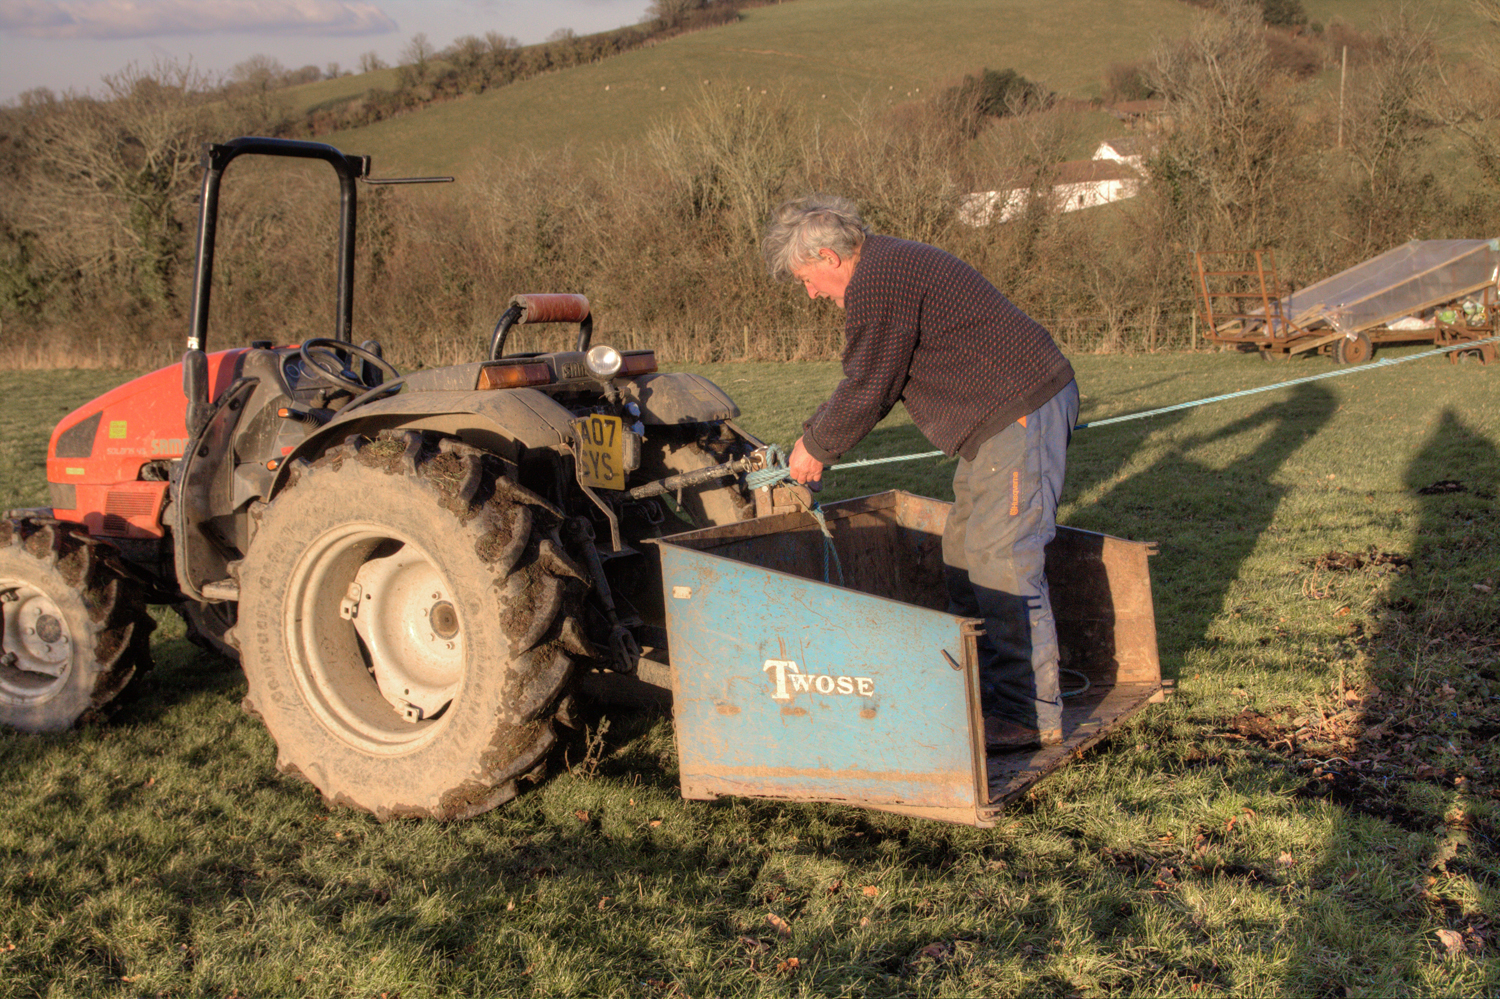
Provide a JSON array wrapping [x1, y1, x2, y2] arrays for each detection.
[[1070, 382, 1339, 676], [1277, 406, 1500, 994], [113, 635, 245, 727]]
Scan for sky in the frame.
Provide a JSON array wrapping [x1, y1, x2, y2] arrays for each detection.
[[0, 0, 652, 103]]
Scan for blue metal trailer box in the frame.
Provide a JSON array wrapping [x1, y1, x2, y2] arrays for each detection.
[[655, 490, 1161, 827]]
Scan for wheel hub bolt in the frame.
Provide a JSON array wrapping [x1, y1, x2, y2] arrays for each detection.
[[429, 601, 459, 641], [35, 614, 63, 644]]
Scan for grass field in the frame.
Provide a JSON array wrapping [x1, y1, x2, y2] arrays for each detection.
[[1, 346, 1496, 996], [288, 0, 1492, 175], [318, 0, 1202, 174]]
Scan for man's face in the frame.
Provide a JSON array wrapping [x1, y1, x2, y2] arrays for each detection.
[[790, 249, 854, 308]]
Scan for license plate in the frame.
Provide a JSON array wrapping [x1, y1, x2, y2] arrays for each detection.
[[574, 414, 625, 490]]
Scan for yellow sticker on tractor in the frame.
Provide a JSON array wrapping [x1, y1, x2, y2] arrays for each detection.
[[575, 414, 625, 490]]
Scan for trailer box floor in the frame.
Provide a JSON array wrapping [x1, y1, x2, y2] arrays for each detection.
[[654, 490, 1161, 827]]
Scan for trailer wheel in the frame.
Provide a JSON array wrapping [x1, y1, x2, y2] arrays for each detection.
[[0, 520, 154, 732], [1335, 332, 1373, 365], [239, 432, 585, 820]]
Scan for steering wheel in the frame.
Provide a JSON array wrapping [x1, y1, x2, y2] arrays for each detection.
[[298, 338, 401, 393]]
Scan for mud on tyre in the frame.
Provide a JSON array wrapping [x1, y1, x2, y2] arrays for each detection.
[[0, 519, 155, 732], [239, 431, 588, 820]]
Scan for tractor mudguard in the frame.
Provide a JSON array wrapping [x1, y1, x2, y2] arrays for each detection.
[[267, 386, 579, 498], [619, 373, 739, 425]]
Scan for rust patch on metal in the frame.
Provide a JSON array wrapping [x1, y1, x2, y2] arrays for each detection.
[[716, 703, 741, 716], [780, 705, 807, 717], [859, 708, 877, 720]]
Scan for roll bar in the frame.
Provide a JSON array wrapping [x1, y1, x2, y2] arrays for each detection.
[[186, 136, 451, 352]]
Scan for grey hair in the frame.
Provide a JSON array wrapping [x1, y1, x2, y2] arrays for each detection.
[[762, 194, 871, 281]]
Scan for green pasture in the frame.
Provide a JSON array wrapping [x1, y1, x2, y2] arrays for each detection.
[[318, 0, 1200, 174], [1, 347, 1498, 996], [295, 0, 1491, 175]]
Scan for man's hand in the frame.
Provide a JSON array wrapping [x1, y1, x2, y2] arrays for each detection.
[[788, 436, 824, 489]]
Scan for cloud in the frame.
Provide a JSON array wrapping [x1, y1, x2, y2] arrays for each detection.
[[0, 0, 398, 40]]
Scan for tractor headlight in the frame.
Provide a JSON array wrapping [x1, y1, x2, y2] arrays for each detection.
[[585, 344, 623, 381]]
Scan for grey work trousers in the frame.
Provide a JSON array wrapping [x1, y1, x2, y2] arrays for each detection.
[[942, 380, 1079, 732]]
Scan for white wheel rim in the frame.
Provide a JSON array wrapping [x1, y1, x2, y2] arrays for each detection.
[[285, 524, 467, 754], [0, 583, 73, 703]]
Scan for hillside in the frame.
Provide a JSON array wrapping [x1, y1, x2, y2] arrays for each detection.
[[318, 0, 1200, 175], [295, 0, 1489, 176]]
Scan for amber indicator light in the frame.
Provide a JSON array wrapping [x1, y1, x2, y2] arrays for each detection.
[[477, 362, 554, 390], [620, 352, 658, 376]]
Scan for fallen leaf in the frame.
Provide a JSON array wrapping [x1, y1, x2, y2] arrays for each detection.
[[776, 957, 800, 974], [916, 942, 951, 962], [826, 880, 843, 895], [598, 896, 611, 910], [1474, 583, 1492, 593], [506, 899, 515, 911], [648, 819, 662, 828], [859, 917, 870, 927], [574, 810, 590, 822], [767, 912, 791, 937], [1437, 928, 1465, 957], [861, 885, 879, 898], [1277, 852, 1296, 868]]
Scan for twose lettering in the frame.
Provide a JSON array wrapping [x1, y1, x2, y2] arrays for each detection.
[[762, 659, 875, 702]]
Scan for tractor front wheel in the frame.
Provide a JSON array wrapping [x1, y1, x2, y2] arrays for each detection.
[[0, 520, 154, 732], [239, 432, 585, 820]]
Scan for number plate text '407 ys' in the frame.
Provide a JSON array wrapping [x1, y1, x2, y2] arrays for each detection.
[[574, 414, 625, 490]]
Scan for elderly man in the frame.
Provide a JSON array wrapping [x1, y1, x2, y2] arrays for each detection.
[[763, 194, 1079, 749]]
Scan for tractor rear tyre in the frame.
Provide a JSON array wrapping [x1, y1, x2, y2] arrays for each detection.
[[0, 520, 154, 732], [239, 432, 585, 821]]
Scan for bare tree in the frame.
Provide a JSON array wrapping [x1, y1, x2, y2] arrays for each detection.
[[485, 31, 519, 54], [447, 35, 486, 71], [16, 61, 263, 308], [230, 54, 285, 91], [649, 0, 704, 29], [401, 33, 435, 80], [1144, 0, 1311, 252], [1419, 0, 1500, 190], [1337, 12, 1442, 248], [647, 84, 802, 250], [358, 51, 388, 74]]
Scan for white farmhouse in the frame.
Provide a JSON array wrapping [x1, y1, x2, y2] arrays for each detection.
[[959, 157, 1145, 227]]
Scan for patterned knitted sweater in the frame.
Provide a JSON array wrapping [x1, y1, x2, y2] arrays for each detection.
[[802, 235, 1075, 464]]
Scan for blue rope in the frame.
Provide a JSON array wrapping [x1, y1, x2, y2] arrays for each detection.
[[768, 335, 1500, 479], [1074, 335, 1500, 431], [739, 335, 1498, 585], [745, 443, 844, 585]]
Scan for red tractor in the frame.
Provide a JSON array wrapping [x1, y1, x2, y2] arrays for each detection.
[[1, 138, 792, 820]]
